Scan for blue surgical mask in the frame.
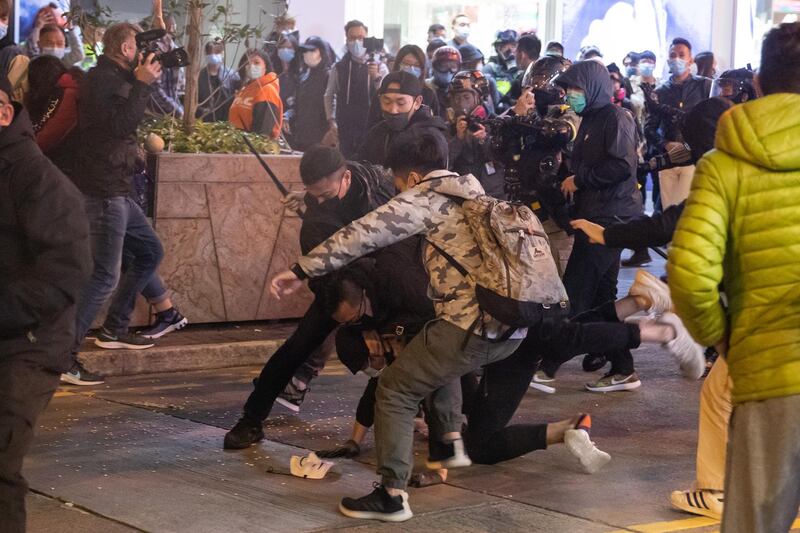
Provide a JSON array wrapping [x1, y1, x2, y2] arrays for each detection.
[[400, 65, 421, 78], [278, 48, 295, 63], [639, 63, 655, 77], [625, 66, 637, 77], [347, 39, 366, 59], [207, 54, 223, 66], [565, 90, 587, 114], [0, 23, 7, 41], [433, 69, 454, 87], [248, 64, 266, 80], [668, 58, 688, 76]]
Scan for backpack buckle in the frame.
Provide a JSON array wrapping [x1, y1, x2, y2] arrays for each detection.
[[395, 325, 405, 336]]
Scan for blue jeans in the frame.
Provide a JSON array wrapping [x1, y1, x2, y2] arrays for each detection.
[[74, 196, 164, 346]]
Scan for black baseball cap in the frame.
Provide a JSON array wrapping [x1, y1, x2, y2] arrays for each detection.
[[378, 71, 422, 98]]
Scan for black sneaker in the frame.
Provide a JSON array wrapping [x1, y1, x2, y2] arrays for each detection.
[[339, 483, 412, 522], [94, 328, 155, 350], [274, 380, 307, 413], [60, 362, 105, 386], [582, 353, 608, 372], [138, 308, 188, 339], [425, 438, 472, 470], [223, 416, 265, 450], [621, 248, 652, 268]]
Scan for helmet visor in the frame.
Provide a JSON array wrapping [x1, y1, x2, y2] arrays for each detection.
[[710, 78, 739, 99]]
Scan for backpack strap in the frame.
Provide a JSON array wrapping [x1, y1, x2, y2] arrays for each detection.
[[426, 240, 469, 278]]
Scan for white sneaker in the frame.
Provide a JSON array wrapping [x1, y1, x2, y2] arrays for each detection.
[[426, 438, 472, 470], [564, 429, 611, 474], [670, 489, 724, 520], [629, 269, 672, 314], [530, 370, 556, 394], [658, 313, 705, 380]]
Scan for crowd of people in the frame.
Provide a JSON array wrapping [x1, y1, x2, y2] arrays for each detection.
[[2, 1, 800, 531]]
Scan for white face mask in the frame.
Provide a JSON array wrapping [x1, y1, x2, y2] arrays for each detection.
[[0, 23, 7, 41], [248, 64, 265, 80], [454, 24, 471, 40], [42, 47, 66, 59], [347, 39, 366, 59], [303, 50, 322, 68]]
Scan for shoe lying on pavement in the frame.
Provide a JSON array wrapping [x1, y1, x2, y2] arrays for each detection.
[[658, 313, 706, 380], [339, 483, 413, 522], [564, 415, 611, 474], [94, 327, 155, 350], [629, 269, 673, 314], [139, 308, 188, 339], [670, 489, 724, 520], [275, 379, 308, 413], [585, 372, 641, 392], [530, 370, 556, 394], [223, 416, 265, 450], [621, 248, 652, 268], [60, 362, 105, 386], [425, 438, 472, 470]]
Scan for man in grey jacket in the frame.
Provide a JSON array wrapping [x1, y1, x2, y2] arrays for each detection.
[[269, 133, 524, 522]]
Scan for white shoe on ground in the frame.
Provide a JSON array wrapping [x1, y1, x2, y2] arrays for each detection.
[[530, 370, 556, 394], [670, 489, 724, 520]]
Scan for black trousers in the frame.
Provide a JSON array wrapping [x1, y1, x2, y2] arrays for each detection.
[[0, 357, 60, 533], [548, 230, 634, 376], [464, 302, 640, 464], [243, 298, 337, 422]]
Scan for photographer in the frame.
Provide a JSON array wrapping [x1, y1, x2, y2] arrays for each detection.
[[446, 69, 505, 198], [65, 22, 164, 385], [322, 20, 387, 157]]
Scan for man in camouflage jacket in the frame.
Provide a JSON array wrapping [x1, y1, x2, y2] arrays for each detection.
[[270, 135, 525, 522]]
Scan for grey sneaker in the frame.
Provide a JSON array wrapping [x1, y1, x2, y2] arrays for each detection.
[[60, 362, 105, 386], [94, 328, 155, 350]]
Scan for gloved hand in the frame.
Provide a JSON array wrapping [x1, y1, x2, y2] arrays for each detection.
[[316, 439, 361, 458]]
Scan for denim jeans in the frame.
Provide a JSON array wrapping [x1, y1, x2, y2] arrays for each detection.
[[74, 196, 163, 346], [122, 248, 169, 305]]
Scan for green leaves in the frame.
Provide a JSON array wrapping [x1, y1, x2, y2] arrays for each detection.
[[139, 116, 280, 155]]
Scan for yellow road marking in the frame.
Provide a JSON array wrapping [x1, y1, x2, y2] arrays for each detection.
[[608, 516, 719, 533], [611, 516, 800, 533]]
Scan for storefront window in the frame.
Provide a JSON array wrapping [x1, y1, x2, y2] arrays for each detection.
[[739, 0, 800, 68], [383, 0, 545, 56]]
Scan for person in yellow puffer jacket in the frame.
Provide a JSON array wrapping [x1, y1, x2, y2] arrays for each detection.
[[668, 22, 800, 533]]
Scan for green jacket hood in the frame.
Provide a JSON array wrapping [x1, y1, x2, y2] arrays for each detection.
[[715, 93, 800, 171]]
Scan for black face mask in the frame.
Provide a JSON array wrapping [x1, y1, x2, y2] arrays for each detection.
[[383, 110, 412, 132], [502, 50, 515, 62]]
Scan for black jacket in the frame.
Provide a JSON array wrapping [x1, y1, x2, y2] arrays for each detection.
[[644, 75, 712, 150], [355, 105, 449, 166], [289, 66, 330, 151], [366, 84, 440, 129], [0, 105, 91, 371], [604, 201, 685, 249], [557, 60, 642, 223], [74, 55, 154, 198], [299, 161, 395, 255]]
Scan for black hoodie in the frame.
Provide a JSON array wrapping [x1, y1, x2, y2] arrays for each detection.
[[556, 60, 642, 222], [355, 104, 449, 166], [0, 104, 91, 371]]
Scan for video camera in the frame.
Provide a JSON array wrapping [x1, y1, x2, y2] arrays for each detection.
[[135, 29, 190, 69], [364, 37, 385, 63]]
